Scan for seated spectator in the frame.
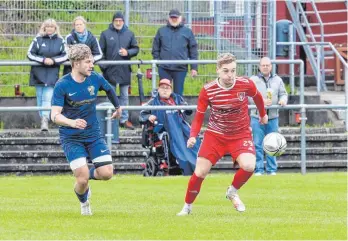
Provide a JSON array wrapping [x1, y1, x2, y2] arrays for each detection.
[[63, 16, 102, 75], [27, 18, 67, 131], [139, 79, 200, 175]]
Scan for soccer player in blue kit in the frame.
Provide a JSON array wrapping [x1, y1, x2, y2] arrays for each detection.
[[51, 44, 122, 215]]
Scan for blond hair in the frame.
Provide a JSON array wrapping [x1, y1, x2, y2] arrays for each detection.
[[72, 16, 87, 26], [68, 44, 92, 66], [38, 18, 62, 38], [217, 53, 236, 69]]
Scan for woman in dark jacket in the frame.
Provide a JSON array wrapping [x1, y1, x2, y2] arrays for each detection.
[[63, 16, 103, 75], [27, 18, 68, 131]]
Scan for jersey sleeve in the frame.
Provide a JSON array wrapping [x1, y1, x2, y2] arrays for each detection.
[[190, 88, 209, 137], [246, 79, 258, 97], [97, 73, 113, 92], [51, 81, 66, 107]]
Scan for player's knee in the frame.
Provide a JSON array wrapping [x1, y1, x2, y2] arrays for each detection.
[[96, 165, 113, 180], [76, 177, 89, 187], [242, 163, 255, 172]]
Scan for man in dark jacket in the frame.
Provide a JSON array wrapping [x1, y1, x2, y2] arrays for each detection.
[[152, 9, 198, 96], [99, 12, 139, 129]]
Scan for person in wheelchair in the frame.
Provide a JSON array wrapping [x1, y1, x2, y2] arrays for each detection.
[[139, 79, 200, 176]]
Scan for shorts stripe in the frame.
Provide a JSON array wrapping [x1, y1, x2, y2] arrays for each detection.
[[92, 155, 112, 163], [70, 157, 87, 170]]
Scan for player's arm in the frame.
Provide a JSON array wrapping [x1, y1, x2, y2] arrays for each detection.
[[51, 82, 87, 129], [190, 88, 209, 138], [51, 106, 86, 129], [248, 80, 268, 124]]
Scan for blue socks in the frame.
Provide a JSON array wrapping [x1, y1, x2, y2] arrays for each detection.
[[75, 187, 89, 203]]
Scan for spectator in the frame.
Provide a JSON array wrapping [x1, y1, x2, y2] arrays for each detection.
[[249, 57, 288, 176], [152, 9, 198, 96], [139, 79, 199, 175], [27, 18, 68, 131], [99, 11, 139, 130], [63, 16, 102, 75]]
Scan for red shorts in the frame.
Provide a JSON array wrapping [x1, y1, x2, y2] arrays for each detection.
[[198, 131, 255, 165]]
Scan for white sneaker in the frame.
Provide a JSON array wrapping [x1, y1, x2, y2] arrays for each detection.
[[80, 200, 92, 215], [80, 188, 92, 215], [254, 172, 263, 176], [269, 172, 277, 176], [226, 186, 246, 212], [176, 204, 192, 216]]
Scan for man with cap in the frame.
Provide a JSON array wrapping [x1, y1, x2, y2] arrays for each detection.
[[152, 9, 198, 96], [139, 79, 199, 175], [99, 11, 139, 129]]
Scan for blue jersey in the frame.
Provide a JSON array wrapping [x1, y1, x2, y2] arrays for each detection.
[[52, 72, 113, 142]]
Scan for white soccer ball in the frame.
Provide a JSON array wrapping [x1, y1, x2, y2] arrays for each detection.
[[262, 132, 287, 157]]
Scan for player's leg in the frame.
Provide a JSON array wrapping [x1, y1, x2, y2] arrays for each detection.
[[265, 118, 279, 175], [87, 138, 113, 180], [72, 162, 92, 215], [177, 132, 223, 216], [62, 140, 92, 215], [251, 116, 266, 175], [227, 138, 256, 212], [177, 157, 212, 216]]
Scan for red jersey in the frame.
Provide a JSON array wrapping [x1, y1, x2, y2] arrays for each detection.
[[190, 77, 266, 139]]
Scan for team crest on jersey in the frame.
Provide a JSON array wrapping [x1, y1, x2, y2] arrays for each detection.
[[237, 92, 245, 101], [88, 86, 95, 96]]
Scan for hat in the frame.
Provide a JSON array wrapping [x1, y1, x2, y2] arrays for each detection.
[[112, 11, 124, 21], [169, 9, 181, 17], [159, 79, 172, 88]]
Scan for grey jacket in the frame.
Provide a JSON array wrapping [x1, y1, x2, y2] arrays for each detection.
[[248, 73, 288, 119]]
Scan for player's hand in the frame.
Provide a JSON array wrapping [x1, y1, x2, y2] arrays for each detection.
[[191, 69, 198, 77], [187, 137, 196, 148], [148, 115, 157, 123], [119, 48, 128, 56], [278, 99, 286, 106], [111, 107, 122, 119], [264, 98, 272, 106], [70, 118, 87, 129], [44, 58, 54, 65], [259, 114, 268, 125]]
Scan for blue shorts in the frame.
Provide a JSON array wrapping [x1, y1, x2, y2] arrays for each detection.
[[61, 137, 112, 169]]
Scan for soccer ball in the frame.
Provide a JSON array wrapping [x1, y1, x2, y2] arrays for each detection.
[[262, 132, 287, 157]]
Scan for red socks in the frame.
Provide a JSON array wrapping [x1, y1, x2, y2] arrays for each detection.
[[232, 168, 253, 189], [185, 173, 204, 204]]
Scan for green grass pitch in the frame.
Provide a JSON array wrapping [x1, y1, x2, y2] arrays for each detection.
[[0, 172, 346, 240]]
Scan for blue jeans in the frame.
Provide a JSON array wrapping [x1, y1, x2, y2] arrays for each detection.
[[158, 67, 187, 96], [35, 85, 54, 118], [115, 84, 129, 123], [251, 117, 279, 174]]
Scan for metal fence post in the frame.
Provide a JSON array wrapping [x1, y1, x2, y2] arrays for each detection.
[[289, 23, 295, 94], [151, 61, 157, 91], [299, 60, 307, 175], [316, 45, 321, 94], [106, 108, 112, 151], [345, 66, 348, 132], [244, 0, 252, 76], [185, 0, 192, 29], [124, 0, 130, 27], [272, 1, 277, 76]]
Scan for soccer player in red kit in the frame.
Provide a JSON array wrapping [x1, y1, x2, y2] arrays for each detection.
[[177, 53, 268, 216]]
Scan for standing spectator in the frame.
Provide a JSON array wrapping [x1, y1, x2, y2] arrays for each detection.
[[63, 16, 103, 75], [249, 57, 288, 176], [99, 11, 139, 130], [152, 9, 198, 96], [27, 18, 68, 131]]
